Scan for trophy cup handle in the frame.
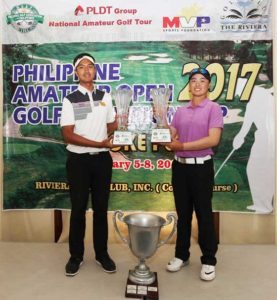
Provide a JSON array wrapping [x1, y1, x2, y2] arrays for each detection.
[[113, 210, 128, 244], [157, 213, 177, 248]]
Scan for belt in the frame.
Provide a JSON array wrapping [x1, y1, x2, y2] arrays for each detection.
[[88, 151, 109, 155], [89, 152, 100, 155], [174, 155, 212, 164], [67, 151, 108, 156]]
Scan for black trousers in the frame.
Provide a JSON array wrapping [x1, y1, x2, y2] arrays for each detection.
[[66, 151, 113, 260], [172, 159, 218, 266]]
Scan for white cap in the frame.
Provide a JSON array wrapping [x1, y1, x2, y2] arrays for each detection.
[[74, 55, 95, 69]]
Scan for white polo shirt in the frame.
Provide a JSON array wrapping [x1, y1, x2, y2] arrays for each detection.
[[60, 85, 115, 154]]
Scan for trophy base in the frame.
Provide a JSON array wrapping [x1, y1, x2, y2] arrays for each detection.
[[125, 271, 159, 299]]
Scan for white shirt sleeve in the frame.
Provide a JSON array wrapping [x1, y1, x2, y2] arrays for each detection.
[[60, 98, 75, 127]]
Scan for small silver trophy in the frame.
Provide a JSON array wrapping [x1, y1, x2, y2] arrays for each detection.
[[112, 89, 133, 145], [113, 210, 177, 298], [151, 88, 171, 143]]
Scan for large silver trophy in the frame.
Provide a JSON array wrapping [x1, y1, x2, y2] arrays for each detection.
[[113, 210, 177, 298], [151, 87, 171, 143], [112, 89, 133, 145]]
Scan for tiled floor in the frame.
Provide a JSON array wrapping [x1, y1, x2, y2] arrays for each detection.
[[1, 242, 277, 300]]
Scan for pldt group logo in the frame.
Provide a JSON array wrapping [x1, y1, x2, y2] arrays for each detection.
[[74, 5, 113, 16], [74, 5, 85, 16], [220, 0, 270, 32]]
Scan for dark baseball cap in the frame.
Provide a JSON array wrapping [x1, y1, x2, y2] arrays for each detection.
[[189, 67, 211, 82]]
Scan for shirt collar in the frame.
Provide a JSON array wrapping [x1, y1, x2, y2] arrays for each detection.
[[78, 84, 96, 95], [187, 98, 209, 108]]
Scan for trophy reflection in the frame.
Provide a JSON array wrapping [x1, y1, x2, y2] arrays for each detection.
[[151, 88, 171, 143], [113, 210, 177, 299], [112, 89, 133, 145]]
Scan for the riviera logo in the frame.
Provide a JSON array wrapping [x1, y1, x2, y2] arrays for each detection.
[[6, 4, 44, 33], [220, 0, 269, 32]]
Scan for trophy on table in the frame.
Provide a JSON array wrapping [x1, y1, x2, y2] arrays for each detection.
[[113, 210, 177, 299], [112, 89, 133, 145], [150, 87, 171, 143]]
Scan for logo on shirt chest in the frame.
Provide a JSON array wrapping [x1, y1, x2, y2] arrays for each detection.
[[72, 101, 92, 120]]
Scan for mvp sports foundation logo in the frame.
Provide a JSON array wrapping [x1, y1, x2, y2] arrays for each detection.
[[6, 4, 44, 33], [162, 5, 211, 33], [220, 0, 270, 32]]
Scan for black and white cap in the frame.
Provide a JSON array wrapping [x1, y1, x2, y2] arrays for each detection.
[[73, 53, 95, 69]]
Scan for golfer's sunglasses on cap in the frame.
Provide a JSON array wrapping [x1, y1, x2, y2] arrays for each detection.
[[190, 67, 209, 75]]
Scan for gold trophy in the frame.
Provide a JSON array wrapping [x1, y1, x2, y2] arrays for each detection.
[[112, 89, 133, 145], [151, 88, 171, 143]]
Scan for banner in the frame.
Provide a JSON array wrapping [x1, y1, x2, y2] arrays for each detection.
[[2, 0, 273, 43], [2, 0, 274, 213]]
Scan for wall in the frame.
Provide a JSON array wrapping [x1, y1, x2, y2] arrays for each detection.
[[0, 209, 276, 244]]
